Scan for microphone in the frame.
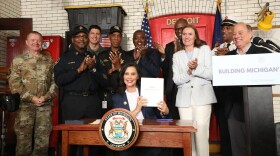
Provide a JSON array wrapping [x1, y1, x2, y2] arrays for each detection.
[[266, 40, 280, 52], [253, 37, 280, 52]]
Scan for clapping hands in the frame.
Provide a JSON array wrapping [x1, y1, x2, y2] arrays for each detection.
[[187, 58, 198, 75]]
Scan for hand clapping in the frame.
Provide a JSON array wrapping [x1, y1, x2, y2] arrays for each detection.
[[109, 50, 122, 70], [215, 47, 229, 56], [188, 58, 197, 69], [187, 58, 198, 75], [85, 55, 96, 69]]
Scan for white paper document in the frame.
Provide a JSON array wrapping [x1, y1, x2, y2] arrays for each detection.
[[140, 78, 164, 107]]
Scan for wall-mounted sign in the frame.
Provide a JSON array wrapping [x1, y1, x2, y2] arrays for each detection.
[[166, 17, 200, 25], [149, 14, 215, 48]]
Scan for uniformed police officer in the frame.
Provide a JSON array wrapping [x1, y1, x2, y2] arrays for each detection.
[[8, 31, 57, 156], [54, 25, 104, 122], [96, 25, 133, 114], [212, 17, 237, 156]]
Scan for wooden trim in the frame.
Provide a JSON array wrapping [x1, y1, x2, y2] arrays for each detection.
[[0, 18, 32, 59], [273, 94, 280, 97], [64, 4, 121, 9], [0, 67, 9, 73], [64, 4, 127, 15]]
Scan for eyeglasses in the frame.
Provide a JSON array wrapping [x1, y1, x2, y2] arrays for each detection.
[[74, 35, 88, 39]]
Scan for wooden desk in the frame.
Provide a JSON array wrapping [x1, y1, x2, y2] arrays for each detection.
[[54, 119, 196, 156]]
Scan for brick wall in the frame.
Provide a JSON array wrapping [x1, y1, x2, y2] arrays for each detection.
[[0, 0, 21, 67], [19, 0, 280, 51], [17, 0, 280, 122]]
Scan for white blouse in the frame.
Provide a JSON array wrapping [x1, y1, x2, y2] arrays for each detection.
[[125, 88, 144, 120]]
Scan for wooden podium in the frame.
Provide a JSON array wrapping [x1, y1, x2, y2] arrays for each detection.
[[243, 86, 276, 156], [212, 54, 280, 156]]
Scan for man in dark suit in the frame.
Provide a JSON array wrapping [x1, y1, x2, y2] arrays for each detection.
[[154, 18, 188, 120], [127, 30, 161, 78], [223, 22, 271, 156], [212, 17, 237, 156]]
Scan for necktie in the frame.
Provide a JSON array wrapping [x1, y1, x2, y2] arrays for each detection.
[[227, 43, 231, 48]]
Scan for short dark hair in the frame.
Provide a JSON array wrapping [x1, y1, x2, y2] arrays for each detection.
[[89, 25, 102, 34]]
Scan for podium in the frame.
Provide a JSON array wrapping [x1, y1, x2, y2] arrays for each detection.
[[243, 86, 276, 156], [212, 54, 280, 156]]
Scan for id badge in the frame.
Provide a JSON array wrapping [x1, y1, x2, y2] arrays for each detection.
[[102, 100, 107, 109]]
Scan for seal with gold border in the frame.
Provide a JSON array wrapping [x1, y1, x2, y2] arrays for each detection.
[[99, 108, 139, 151]]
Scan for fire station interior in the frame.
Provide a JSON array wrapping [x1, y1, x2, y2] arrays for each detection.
[[1, 2, 280, 156]]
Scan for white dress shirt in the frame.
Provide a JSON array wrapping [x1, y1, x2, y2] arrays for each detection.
[[126, 88, 144, 120]]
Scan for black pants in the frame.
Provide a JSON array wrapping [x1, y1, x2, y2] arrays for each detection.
[[61, 93, 102, 122], [214, 87, 232, 156]]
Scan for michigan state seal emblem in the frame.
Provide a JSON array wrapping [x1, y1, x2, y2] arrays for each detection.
[[99, 108, 139, 151]]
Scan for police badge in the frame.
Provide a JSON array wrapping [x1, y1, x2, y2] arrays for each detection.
[[99, 108, 139, 151]]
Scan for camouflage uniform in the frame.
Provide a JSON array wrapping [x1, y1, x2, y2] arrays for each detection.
[[8, 53, 57, 156]]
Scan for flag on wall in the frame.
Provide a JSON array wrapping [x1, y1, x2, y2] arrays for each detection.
[[212, 0, 223, 49], [141, 4, 153, 47]]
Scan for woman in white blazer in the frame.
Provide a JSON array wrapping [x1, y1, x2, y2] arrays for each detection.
[[172, 25, 217, 156]]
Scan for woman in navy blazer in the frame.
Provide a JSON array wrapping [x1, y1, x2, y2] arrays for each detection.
[[112, 62, 169, 156]]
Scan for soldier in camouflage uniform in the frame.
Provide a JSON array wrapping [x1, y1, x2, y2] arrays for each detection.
[[8, 31, 57, 156]]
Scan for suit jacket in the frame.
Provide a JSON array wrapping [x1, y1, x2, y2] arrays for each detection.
[[173, 45, 217, 107], [112, 91, 162, 119], [223, 43, 271, 121], [127, 47, 161, 78], [161, 41, 176, 95]]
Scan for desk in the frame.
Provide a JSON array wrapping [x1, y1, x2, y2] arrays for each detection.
[[54, 119, 196, 156]]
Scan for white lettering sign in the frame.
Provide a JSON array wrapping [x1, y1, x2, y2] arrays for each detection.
[[212, 53, 280, 86]]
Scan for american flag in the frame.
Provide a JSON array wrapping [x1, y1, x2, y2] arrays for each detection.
[[141, 11, 153, 47], [100, 34, 111, 48]]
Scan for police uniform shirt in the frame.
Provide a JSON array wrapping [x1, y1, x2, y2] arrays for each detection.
[[97, 47, 133, 73], [54, 46, 98, 92], [212, 41, 237, 56]]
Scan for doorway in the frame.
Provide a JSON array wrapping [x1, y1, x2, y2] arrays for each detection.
[[0, 18, 32, 67]]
